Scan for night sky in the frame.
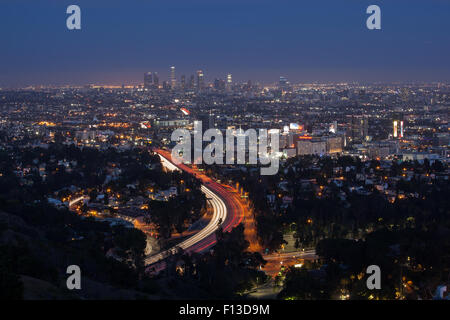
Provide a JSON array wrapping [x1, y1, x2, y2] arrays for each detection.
[[1, 0, 449, 86]]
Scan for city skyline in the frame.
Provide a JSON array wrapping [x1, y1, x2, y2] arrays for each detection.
[[2, 64, 450, 89], [1, 0, 449, 306]]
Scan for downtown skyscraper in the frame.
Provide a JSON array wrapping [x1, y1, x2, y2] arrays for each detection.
[[144, 72, 153, 89], [170, 66, 176, 89], [196, 70, 204, 92], [144, 71, 159, 89]]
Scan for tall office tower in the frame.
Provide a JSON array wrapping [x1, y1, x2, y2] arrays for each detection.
[[279, 76, 288, 89], [226, 74, 232, 91], [188, 75, 195, 89], [196, 70, 205, 91], [153, 72, 159, 87], [162, 81, 170, 90], [180, 75, 186, 90], [214, 78, 225, 91], [144, 72, 153, 89], [349, 115, 369, 143], [361, 116, 369, 141], [392, 113, 404, 139], [170, 66, 176, 89]]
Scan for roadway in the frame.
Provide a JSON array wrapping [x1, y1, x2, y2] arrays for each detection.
[[145, 148, 244, 266], [263, 250, 317, 261], [261, 249, 318, 277], [145, 148, 317, 276]]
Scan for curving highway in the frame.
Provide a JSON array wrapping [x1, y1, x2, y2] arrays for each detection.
[[145, 184, 227, 265], [145, 149, 244, 266]]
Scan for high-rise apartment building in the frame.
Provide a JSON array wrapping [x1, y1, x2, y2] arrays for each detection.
[[348, 115, 369, 143]]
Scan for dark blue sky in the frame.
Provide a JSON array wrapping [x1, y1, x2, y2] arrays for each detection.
[[1, 0, 449, 86]]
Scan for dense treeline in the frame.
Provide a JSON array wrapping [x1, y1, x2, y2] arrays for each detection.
[[280, 225, 450, 299], [148, 189, 206, 239], [0, 202, 156, 299], [0, 146, 165, 299], [196, 155, 449, 299], [153, 224, 268, 298]]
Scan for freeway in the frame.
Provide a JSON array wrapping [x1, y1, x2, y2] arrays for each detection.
[[261, 249, 318, 277], [145, 148, 244, 266], [263, 249, 317, 261]]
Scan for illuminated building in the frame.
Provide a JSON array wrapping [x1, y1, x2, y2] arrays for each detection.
[[279, 133, 289, 149], [226, 74, 232, 91], [170, 66, 176, 89], [180, 75, 186, 89], [326, 136, 343, 153], [189, 75, 195, 89], [329, 121, 338, 134], [153, 72, 159, 87], [348, 115, 369, 143], [297, 139, 326, 156], [393, 120, 398, 138], [279, 76, 288, 89], [154, 119, 189, 128], [393, 114, 404, 139], [144, 72, 153, 89], [196, 70, 205, 91]]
